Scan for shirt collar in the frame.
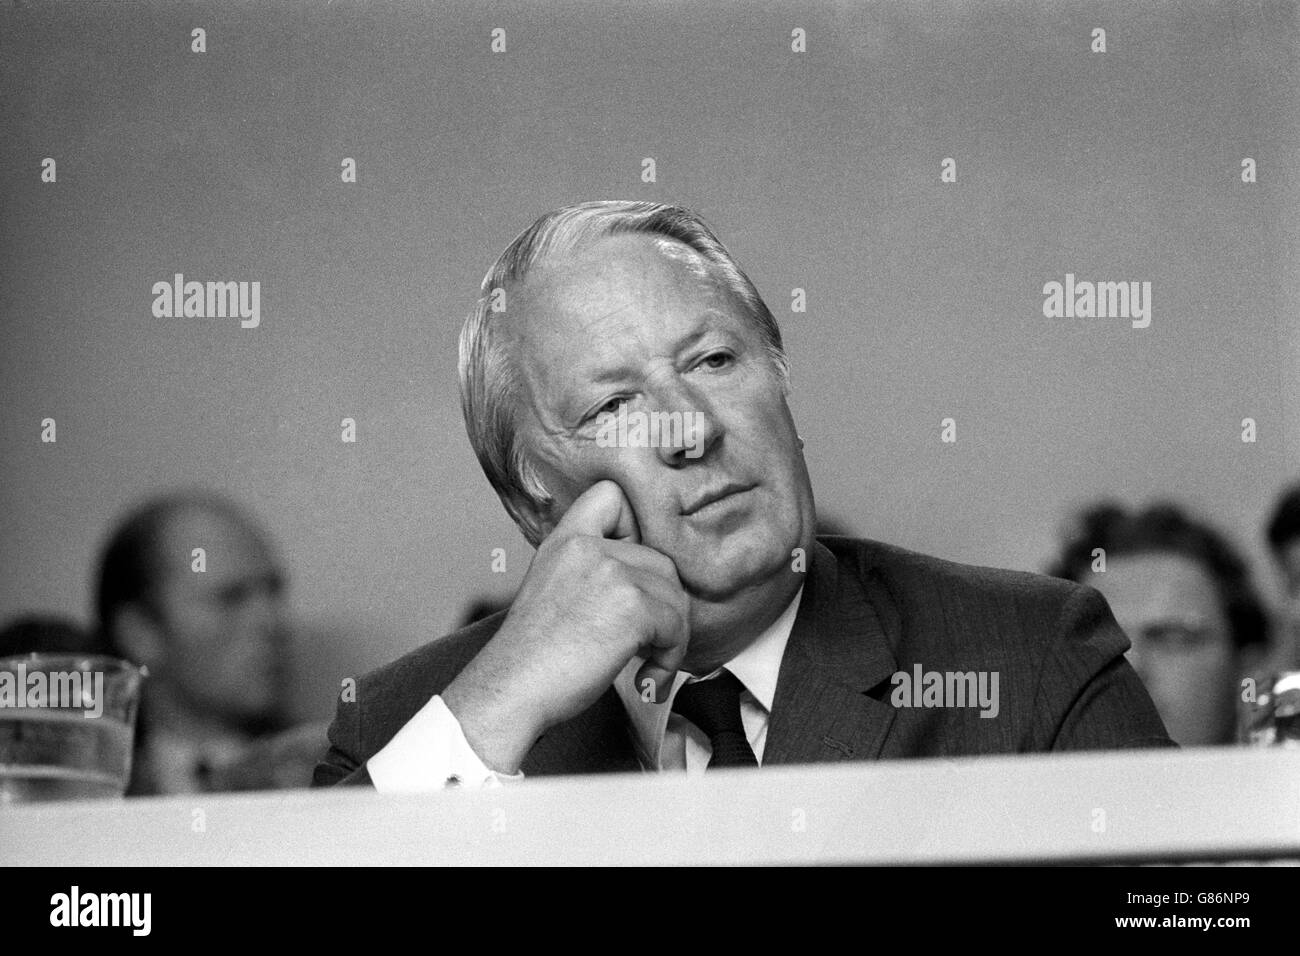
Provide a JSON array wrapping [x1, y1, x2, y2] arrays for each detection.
[[613, 586, 803, 769]]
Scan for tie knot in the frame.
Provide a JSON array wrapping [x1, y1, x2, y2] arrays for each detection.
[[671, 670, 748, 740]]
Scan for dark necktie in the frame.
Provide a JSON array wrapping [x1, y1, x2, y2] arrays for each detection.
[[671, 670, 759, 768]]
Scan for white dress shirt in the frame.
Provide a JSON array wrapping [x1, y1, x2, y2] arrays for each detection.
[[367, 587, 803, 792]]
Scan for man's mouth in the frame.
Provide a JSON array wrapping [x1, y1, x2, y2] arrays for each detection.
[[681, 482, 756, 517]]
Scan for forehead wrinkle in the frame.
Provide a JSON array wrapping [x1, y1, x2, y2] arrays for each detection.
[[511, 232, 727, 336], [575, 297, 639, 341]]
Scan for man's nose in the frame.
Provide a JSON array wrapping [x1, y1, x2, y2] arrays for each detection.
[[647, 383, 722, 467]]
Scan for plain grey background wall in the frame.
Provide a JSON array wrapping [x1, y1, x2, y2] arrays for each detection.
[[2, 0, 1296, 720]]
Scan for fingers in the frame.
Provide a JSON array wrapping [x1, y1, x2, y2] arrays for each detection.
[[599, 538, 680, 583], [639, 615, 690, 681], [533, 479, 691, 706], [616, 562, 689, 630], [555, 480, 640, 542], [616, 564, 689, 705]]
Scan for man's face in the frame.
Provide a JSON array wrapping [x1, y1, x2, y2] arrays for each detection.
[[1089, 551, 1238, 746], [148, 506, 288, 725], [504, 233, 815, 640]]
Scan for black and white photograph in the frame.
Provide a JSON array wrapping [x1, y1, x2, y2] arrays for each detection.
[[1, 0, 1298, 926]]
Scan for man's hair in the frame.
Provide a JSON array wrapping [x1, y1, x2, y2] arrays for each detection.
[[1049, 501, 1269, 651], [458, 200, 789, 546], [93, 490, 250, 657], [1266, 482, 1300, 554]]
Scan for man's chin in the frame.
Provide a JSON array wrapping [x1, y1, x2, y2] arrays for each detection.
[[674, 545, 788, 603]]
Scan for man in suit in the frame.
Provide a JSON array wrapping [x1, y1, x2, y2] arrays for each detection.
[[314, 200, 1172, 790], [96, 491, 326, 793]]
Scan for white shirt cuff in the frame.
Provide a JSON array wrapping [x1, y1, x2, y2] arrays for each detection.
[[366, 694, 525, 792]]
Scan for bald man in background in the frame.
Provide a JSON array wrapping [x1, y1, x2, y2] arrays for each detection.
[[96, 491, 324, 794]]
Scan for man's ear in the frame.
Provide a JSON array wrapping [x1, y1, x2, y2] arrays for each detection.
[[110, 604, 167, 672]]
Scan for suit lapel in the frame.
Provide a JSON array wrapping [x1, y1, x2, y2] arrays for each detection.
[[520, 539, 900, 774], [764, 540, 900, 766]]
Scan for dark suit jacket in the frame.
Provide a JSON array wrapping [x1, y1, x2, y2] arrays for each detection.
[[313, 537, 1174, 786]]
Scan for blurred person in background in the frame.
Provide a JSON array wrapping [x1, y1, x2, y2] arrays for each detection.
[[1265, 482, 1300, 670], [1051, 501, 1270, 747], [95, 490, 325, 794]]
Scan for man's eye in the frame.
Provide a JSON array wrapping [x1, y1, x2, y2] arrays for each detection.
[[594, 396, 628, 418], [697, 352, 733, 371]]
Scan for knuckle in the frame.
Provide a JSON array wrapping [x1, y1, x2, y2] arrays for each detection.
[[557, 534, 595, 564], [609, 573, 643, 604], [591, 553, 623, 583]]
